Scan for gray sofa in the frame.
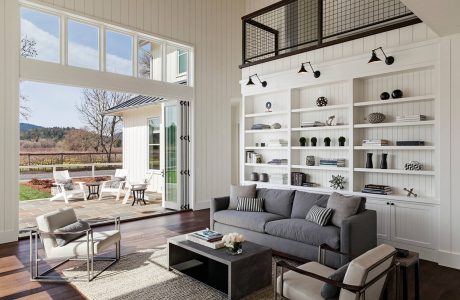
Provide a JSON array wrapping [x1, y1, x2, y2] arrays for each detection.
[[210, 188, 377, 268]]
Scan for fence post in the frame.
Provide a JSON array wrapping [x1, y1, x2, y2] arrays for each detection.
[[92, 165, 95, 178]]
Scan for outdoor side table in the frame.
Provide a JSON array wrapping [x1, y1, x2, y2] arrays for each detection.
[[86, 182, 101, 200], [397, 251, 420, 300], [131, 187, 147, 206]]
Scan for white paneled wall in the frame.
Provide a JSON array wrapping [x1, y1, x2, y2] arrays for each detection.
[[33, 0, 246, 209]]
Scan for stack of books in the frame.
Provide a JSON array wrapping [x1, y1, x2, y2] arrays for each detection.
[[251, 124, 271, 130], [300, 121, 325, 128], [302, 182, 319, 187], [268, 139, 288, 147], [396, 114, 426, 122], [246, 152, 262, 163], [186, 229, 224, 249], [291, 172, 307, 186], [319, 159, 346, 167], [396, 141, 425, 146], [362, 184, 393, 195], [271, 173, 288, 185], [267, 159, 288, 165], [362, 139, 389, 146]]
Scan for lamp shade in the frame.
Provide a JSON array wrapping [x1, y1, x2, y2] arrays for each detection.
[[246, 77, 255, 85], [368, 50, 381, 63], [298, 63, 308, 73]]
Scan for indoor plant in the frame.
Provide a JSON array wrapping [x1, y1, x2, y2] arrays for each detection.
[[299, 137, 307, 147], [324, 137, 331, 147], [222, 232, 245, 255], [311, 137, 317, 147], [338, 136, 346, 146]]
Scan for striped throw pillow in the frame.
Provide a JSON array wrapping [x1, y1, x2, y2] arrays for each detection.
[[236, 197, 264, 212], [306, 205, 333, 226]]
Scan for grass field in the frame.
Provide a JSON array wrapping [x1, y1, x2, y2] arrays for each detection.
[[19, 184, 52, 201]]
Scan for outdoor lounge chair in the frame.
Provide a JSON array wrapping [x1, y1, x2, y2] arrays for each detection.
[[98, 169, 129, 201], [50, 170, 86, 204], [30, 208, 121, 282], [122, 170, 155, 204]]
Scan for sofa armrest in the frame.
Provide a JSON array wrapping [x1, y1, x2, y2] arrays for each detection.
[[210, 196, 230, 230], [340, 210, 377, 265]]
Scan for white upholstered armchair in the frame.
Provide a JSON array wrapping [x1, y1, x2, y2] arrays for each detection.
[[275, 243, 397, 300], [31, 208, 121, 282]]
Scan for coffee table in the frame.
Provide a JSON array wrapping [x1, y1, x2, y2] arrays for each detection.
[[168, 235, 272, 300]]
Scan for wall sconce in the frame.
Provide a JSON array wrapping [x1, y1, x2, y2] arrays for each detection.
[[368, 47, 394, 65], [298, 62, 321, 78], [246, 74, 267, 87]]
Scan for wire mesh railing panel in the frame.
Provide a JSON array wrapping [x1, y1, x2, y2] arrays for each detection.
[[242, 0, 419, 66]]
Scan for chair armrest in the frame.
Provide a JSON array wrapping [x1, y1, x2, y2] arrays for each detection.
[[318, 244, 356, 264], [210, 196, 230, 230], [340, 210, 377, 265]]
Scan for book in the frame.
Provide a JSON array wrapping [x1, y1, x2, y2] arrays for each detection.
[[193, 229, 223, 241], [186, 234, 225, 249], [396, 141, 425, 146]]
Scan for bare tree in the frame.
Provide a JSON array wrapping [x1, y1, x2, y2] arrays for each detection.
[[77, 89, 131, 162], [138, 47, 151, 78], [19, 36, 38, 121]]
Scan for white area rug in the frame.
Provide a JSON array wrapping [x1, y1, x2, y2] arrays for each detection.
[[64, 247, 278, 300]]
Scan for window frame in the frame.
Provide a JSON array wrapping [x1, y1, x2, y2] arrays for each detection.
[[177, 48, 188, 77], [104, 28, 134, 77], [148, 116, 161, 171], [66, 17, 100, 70]]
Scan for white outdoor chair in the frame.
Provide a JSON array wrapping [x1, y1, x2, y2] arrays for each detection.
[[50, 170, 86, 204], [122, 170, 155, 204], [98, 169, 129, 201], [275, 243, 397, 300], [30, 208, 121, 282]]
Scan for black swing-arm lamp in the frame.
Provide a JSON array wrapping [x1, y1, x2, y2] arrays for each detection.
[[368, 47, 394, 65], [247, 73, 267, 87], [298, 61, 321, 78]]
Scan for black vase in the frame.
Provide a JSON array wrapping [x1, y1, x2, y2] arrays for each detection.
[[325, 140, 331, 147], [380, 153, 388, 169], [311, 140, 317, 147], [392, 89, 403, 99], [339, 141, 345, 146], [366, 153, 373, 168], [380, 92, 390, 100]]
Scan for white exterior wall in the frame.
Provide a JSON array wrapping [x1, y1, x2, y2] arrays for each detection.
[[122, 105, 162, 193]]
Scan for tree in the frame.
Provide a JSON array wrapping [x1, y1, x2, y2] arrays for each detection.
[[77, 89, 131, 162], [61, 128, 99, 151], [138, 47, 151, 78], [19, 36, 38, 121]]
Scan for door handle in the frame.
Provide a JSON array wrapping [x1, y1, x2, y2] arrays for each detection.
[[161, 169, 165, 177]]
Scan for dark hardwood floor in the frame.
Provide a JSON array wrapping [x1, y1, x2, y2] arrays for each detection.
[[1, 209, 460, 300]]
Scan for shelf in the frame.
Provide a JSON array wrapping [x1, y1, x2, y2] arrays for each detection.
[[292, 165, 349, 171], [243, 181, 289, 189], [245, 111, 289, 118], [352, 191, 437, 204], [292, 146, 349, 150], [292, 125, 350, 131], [354, 146, 435, 150], [354, 95, 436, 107], [245, 128, 288, 134], [354, 168, 435, 176], [245, 146, 288, 150], [292, 104, 349, 113], [354, 120, 434, 128], [245, 163, 289, 168]]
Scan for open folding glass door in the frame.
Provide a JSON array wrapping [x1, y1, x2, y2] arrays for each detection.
[[161, 101, 190, 210]]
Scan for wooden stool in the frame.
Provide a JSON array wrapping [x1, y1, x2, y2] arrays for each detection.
[[131, 187, 147, 206], [396, 251, 420, 300]]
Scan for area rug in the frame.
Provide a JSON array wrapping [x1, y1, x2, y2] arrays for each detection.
[[64, 247, 296, 300]]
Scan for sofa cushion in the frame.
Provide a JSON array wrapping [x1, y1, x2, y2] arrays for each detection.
[[213, 210, 284, 233], [256, 188, 295, 218], [229, 184, 257, 209], [327, 192, 362, 227], [291, 191, 331, 219], [55, 220, 91, 246], [265, 219, 340, 248]]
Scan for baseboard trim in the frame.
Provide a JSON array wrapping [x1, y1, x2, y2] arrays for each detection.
[[437, 250, 460, 269], [377, 239, 438, 262], [0, 230, 18, 244], [194, 201, 210, 210]]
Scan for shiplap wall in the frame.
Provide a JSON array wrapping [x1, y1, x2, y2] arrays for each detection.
[[0, 1, 20, 243], [32, 0, 246, 209]]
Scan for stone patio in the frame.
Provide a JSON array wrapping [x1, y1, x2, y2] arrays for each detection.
[[19, 192, 174, 232]]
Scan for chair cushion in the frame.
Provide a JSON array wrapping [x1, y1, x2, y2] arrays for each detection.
[[277, 261, 335, 300], [213, 210, 284, 233], [306, 205, 333, 226], [56, 179, 74, 190], [55, 220, 91, 246], [256, 188, 295, 217], [291, 191, 330, 219], [50, 230, 121, 259], [265, 219, 340, 248], [229, 184, 257, 209], [236, 197, 264, 212], [326, 192, 362, 227], [321, 263, 349, 299]]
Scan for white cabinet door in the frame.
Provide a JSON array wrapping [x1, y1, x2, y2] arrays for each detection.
[[365, 199, 391, 241], [390, 202, 437, 249]]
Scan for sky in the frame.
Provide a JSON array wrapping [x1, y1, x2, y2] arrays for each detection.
[[19, 7, 133, 128]]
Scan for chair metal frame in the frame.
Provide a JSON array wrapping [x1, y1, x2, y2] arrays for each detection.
[[29, 217, 121, 282], [274, 243, 398, 300]]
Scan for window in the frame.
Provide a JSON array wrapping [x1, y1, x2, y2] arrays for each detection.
[[20, 7, 60, 63], [166, 46, 189, 85], [178, 49, 188, 75], [105, 29, 133, 76], [137, 39, 162, 81], [148, 117, 161, 170], [67, 19, 99, 70]]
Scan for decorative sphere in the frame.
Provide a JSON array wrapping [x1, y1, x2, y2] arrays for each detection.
[[316, 97, 328, 107], [391, 89, 403, 99], [367, 112, 385, 124], [380, 92, 390, 100], [265, 101, 272, 110]]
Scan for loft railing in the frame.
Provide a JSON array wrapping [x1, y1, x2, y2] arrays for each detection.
[[241, 0, 421, 68]]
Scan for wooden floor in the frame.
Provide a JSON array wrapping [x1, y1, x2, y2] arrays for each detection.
[[1, 209, 460, 300]]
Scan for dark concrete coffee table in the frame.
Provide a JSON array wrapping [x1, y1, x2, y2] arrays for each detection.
[[168, 235, 272, 300]]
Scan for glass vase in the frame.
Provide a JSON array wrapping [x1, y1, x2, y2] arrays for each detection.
[[226, 242, 243, 255]]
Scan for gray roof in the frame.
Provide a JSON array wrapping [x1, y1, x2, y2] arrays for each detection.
[[103, 95, 164, 114]]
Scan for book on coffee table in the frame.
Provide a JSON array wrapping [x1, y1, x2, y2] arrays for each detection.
[[186, 232, 225, 249]]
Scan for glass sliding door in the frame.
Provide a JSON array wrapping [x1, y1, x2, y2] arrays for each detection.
[[162, 103, 180, 209]]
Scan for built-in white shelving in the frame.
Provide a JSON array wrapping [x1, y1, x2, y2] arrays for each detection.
[[292, 125, 350, 131], [245, 111, 289, 118], [354, 146, 435, 150], [353, 95, 436, 107], [291, 104, 349, 113], [354, 168, 435, 176], [245, 163, 289, 168], [292, 146, 349, 150], [354, 120, 434, 128], [245, 128, 288, 133], [245, 146, 288, 150], [292, 165, 349, 171]]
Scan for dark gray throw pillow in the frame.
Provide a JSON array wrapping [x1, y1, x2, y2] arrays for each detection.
[[55, 220, 91, 246], [326, 192, 362, 227], [236, 197, 264, 212], [305, 205, 333, 226], [321, 263, 349, 299], [111, 176, 126, 188], [229, 184, 256, 209], [56, 179, 74, 190]]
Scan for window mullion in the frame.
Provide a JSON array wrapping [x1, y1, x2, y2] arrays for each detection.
[[61, 15, 66, 65], [133, 34, 138, 77], [100, 24, 105, 72]]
